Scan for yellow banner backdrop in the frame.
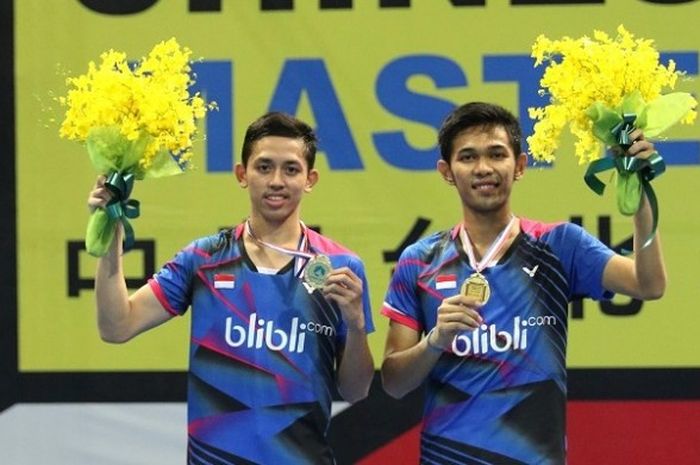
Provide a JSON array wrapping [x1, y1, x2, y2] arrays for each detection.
[[16, 0, 700, 371]]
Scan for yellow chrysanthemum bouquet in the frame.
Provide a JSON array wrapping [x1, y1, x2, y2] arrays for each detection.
[[528, 26, 696, 244], [59, 38, 210, 256]]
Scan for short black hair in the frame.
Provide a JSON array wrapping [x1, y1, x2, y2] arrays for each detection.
[[438, 102, 522, 162], [241, 112, 318, 168]]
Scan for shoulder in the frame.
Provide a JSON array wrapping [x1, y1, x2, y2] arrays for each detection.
[[393, 228, 455, 278], [520, 217, 589, 244], [401, 228, 454, 260], [307, 228, 357, 258], [306, 228, 367, 273], [181, 228, 238, 261], [520, 217, 568, 239], [519, 217, 612, 268]]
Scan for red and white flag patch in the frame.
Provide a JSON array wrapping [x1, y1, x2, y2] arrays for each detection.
[[214, 273, 235, 289], [435, 274, 457, 290]]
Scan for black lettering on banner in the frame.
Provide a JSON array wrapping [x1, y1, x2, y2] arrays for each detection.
[[79, 0, 158, 15], [78, 0, 694, 14], [80, 0, 222, 14], [190, 0, 222, 12], [641, 0, 696, 4], [265, 0, 487, 9], [379, 0, 486, 6], [261, 0, 294, 10], [569, 215, 585, 319], [67, 239, 156, 297], [383, 218, 431, 274], [569, 215, 641, 319], [321, 0, 352, 8], [512, 0, 602, 5]]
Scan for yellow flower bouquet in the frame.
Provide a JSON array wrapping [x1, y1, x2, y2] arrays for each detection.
[[59, 38, 209, 256], [528, 26, 696, 245]]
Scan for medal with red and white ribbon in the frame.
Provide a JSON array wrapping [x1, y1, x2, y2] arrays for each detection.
[[459, 216, 516, 304]]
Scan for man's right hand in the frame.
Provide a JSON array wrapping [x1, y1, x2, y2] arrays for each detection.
[[87, 175, 113, 213], [430, 294, 484, 350]]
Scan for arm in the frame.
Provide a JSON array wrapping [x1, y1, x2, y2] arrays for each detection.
[[602, 130, 667, 300], [323, 267, 374, 403], [90, 177, 173, 343], [381, 294, 482, 399]]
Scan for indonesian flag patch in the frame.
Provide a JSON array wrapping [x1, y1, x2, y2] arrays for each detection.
[[214, 273, 235, 289], [435, 274, 457, 290]]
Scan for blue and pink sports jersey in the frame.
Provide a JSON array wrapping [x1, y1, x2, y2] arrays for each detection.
[[149, 223, 374, 465], [382, 219, 614, 465]]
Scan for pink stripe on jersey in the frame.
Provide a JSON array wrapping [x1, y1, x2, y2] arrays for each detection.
[[417, 281, 447, 301], [234, 223, 245, 239], [519, 217, 563, 239], [306, 227, 356, 256], [417, 254, 460, 280], [381, 305, 422, 331], [183, 245, 211, 260], [193, 335, 277, 376], [148, 278, 180, 317]]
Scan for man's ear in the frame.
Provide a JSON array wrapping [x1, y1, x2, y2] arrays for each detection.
[[304, 169, 319, 193], [234, 163, 247, 187], [437, 159, 455, 185]]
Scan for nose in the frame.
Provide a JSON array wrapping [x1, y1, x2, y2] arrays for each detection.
[[269, 168, 285, 187], [473, 156, 493, 175]]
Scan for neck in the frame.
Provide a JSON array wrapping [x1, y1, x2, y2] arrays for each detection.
[[462, 208, 516, 249], [247, 213, 302, 247]]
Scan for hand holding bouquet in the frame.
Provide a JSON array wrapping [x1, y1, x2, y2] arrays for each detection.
[[58, 38, 210, 256], [527, 26, 696, 245]]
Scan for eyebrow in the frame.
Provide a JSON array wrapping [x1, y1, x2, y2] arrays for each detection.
[[253, 156, 303, 166], [457, 144, 508, 154]]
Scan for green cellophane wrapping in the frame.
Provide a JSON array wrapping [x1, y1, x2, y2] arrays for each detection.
[[85, 126, 184, 256]]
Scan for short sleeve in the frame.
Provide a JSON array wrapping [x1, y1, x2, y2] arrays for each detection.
[[148, 241, 199, 316], [381, 245, 423, 332], [564, 224, 615, 300]]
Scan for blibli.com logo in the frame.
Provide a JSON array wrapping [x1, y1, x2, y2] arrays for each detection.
[[451, 315, 556, 356], [225, 314, 335, 353]]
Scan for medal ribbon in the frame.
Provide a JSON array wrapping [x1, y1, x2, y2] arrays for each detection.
[[244, 220, 314, 277], [460, 216, 517, 274]]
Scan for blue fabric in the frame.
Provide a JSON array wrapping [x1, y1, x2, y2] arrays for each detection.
[[383, 219, 614, 465], [152, 226, 373, 465]]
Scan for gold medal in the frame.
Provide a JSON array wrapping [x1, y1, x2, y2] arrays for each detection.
[[304, 255, 332, 289], [461, 272, 491, 304]]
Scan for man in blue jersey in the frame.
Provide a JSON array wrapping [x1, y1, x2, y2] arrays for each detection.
[[89, 112, 375, 465], [380, 102, 665, 464]]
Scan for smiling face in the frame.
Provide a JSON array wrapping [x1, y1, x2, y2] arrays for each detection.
[[235, 136, 318, 227], [437, 125, 527, 217]]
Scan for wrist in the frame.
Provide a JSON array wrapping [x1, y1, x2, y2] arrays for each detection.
[[346, 324, 366, 335], [425, 328, 443, 353], [345, 314, 366, 334]]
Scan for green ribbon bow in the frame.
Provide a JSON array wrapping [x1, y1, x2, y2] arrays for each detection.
[[584, 112, 665, 249], [103, 171, 141, 251], [85, 171, 141, 257], [84, 126, 187, 257], [610, 113, 637, 151]]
